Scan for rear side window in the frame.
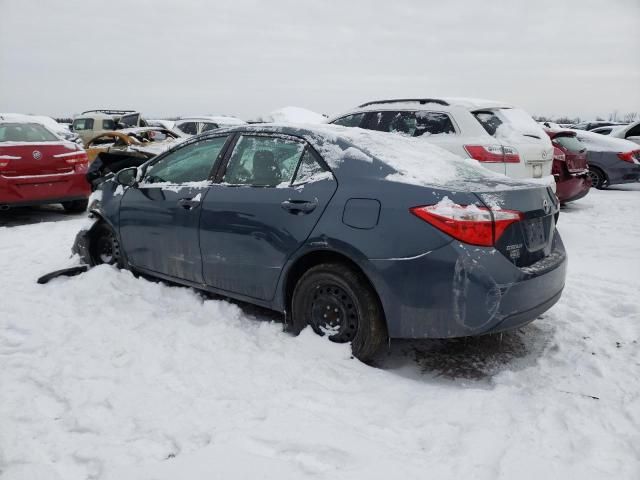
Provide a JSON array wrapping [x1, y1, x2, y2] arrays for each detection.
[[553, 135, 586, 153], [293, 150, 330, 184], [0, 123, 59, 142], [368, 111, 455, 137], [72, 118, 94, 131], [201, 122, 219, 133], [144, 136, 228, 184], [331, 113, 365, 127], [102, 119, 116, 130], [223, 135, 305, 186], [177, 122, 198, 135], [474, 108, 543, 138], [473, 111, 503, 136]]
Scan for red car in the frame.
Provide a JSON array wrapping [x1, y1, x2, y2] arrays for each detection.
[[0, 121, 90, 212], [545, 129, 591, 204]]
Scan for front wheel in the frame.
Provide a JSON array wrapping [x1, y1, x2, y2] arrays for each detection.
[[89, 223, 122, 267], [62, 199, 88, 213], [291, 263, 387, 362]]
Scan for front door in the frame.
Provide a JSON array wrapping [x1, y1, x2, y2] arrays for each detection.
[[199, 134, 337, 300], [119, 135, 230, 283]]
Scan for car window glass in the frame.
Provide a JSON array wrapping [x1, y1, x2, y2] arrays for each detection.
[[73, 118, 94, 131], [201, 122, 219, 133], [626, 124, 640, 137], [0, 123, 59, 142], [177, 122, 198, 135], [414, 111, 456, 135], [143, 136, 228, 184], [553, 135, 585, 153], [223, 135, 305, 186], [473, 111, 503, 136], [332, 113, 365, 127], [102, 119, 116, 130], [293, 150, 331, 184]]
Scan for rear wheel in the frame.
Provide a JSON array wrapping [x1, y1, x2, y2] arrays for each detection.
[[291, 263, 387, 362], [89, 223, 122, 267], [587, 167, 607, 189], [62, 199, 89, 213]]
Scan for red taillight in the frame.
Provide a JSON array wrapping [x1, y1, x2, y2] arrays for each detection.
[[410, 201, 522, 247], [53, 151, 88, 165], [617, 151, 639, 163], [464, 145, 520, 163]]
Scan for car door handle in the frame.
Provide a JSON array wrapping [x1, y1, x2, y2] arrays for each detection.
[[281, 199, 317, 214], [178, 198, 201, 210]]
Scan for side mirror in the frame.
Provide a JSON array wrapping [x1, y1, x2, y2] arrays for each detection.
[[116, 167, 138, 187]]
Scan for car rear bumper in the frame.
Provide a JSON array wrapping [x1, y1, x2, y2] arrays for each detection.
[[367, 233, 567, 339], [598, 162, 640, 186], [0, 169, 90, 207], [556, 173, 591, 203]]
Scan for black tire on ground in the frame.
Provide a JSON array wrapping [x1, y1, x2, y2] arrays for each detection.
[[62, 199, 89, 213], [89, 222, 122, 267], [587, 167, 607, 190], [291, 262, 387, 362]]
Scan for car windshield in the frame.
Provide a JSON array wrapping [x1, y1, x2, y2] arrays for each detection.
[[0, 123, 59, 142], [553, 135, 585, 153]]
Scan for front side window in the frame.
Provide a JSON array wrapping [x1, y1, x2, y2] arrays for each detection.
[[177, 122, 198, 135], [143, 136, 228, 184], [72, 118, 94, 131], [331, 113, 365, 127], [0, 123, 59, 142], [223, 135, 305, 186]]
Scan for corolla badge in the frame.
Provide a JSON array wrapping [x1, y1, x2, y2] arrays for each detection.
[[32, 150, 42, 160], [543, 198, 551, 214]]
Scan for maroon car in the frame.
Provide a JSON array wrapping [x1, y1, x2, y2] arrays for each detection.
[[0, 121, 90, 212], [546, 129, 591, 204]]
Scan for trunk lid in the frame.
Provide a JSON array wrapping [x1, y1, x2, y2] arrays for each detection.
[[551, 132, 588, 173], [474, 185, 559, 268], [0, 142, 80, 176]]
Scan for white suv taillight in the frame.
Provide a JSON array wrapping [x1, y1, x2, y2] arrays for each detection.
[[464, 145, 520, 163]]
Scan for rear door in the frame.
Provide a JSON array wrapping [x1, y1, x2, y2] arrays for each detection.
[[118, 135, 230, 283], [199, 133, 337, 300]]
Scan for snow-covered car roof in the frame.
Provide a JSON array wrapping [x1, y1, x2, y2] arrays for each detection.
[[0, 113, 68, 134], [212, 123, 534, 191], [348, 97, 512, 114], [253, 107, 327, 124]]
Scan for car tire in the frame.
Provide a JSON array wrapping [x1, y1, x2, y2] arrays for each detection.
[[62, 199, 89, 213], [587, 167, 607, 189], [89, 222, 122, 267], [291, 262, 387, 362]]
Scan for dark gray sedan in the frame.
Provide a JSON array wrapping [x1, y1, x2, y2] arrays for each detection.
[[74, 124, 567, 361]]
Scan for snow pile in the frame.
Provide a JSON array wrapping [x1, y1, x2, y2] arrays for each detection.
[[0, 186, 639, 479], [256, 107, 326, 124], [571, 129, 638, 152]]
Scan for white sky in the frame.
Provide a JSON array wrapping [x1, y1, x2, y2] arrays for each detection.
[[1, 0, 639, 120]]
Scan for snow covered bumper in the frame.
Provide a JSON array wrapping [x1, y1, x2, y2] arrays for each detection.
[[367, 234, 567, 339]]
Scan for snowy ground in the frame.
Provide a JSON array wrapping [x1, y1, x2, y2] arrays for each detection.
[[1, 186, 639, 480]]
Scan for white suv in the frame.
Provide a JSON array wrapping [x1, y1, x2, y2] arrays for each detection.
[[328, 98, 554, 188]]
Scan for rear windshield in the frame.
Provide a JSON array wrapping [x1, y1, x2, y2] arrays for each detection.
[[553, 135, 585, 153], [473, 108, 543, 139], [0, 123, 59, 142]]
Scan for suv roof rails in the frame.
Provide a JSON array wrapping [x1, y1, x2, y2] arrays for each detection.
[[358, 98, 449, 108], [80, 109, 137, 115]]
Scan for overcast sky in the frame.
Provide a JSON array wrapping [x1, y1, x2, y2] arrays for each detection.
[[1, 0, 638, 120]]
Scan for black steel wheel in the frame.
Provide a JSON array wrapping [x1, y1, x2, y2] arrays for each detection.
[[291, 262, 387, 362], [90, 223, 122, 266], [587, 167, 606, 189]]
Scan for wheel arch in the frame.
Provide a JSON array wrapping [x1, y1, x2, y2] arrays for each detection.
[[281, 248, 386, 327]]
